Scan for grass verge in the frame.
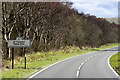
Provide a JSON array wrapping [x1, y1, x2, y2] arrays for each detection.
[[1, 43, 118, 79], [110, 52, 120, 75]]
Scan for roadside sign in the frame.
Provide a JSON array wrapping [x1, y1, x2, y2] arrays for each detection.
[[8, 37, 31, 48], [8, 37, 31, 69]]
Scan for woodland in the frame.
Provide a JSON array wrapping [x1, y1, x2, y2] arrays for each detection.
[[2, 2, 118, 60]]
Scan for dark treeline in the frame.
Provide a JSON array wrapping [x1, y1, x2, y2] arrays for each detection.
[[2, 2, 118, 60]]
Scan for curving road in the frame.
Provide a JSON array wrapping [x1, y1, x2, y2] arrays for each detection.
[[28, 46, 119, 79]]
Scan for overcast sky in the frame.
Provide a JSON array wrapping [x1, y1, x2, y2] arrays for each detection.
[[70, 0, 119, 18]]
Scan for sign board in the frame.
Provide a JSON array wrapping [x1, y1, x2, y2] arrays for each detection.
[[8, 37, 31, 48]]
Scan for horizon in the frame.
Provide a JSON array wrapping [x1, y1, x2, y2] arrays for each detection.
[[70, 0, 118, 18]]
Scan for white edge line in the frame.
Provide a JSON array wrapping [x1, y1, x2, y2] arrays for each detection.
[[107, 52, 119, 77], [27, 54, 81, 79], [28, 52, 95, 79], [27, 47, 118, 79]]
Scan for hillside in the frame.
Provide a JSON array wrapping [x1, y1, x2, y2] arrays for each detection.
[[2, 2, 118, 60], [105, 18, 118, 24]]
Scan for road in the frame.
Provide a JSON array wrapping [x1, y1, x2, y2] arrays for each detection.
[[28, 46, 119, 79]]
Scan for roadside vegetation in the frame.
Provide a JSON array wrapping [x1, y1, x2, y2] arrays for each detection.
[[1, 2, 119, 79], [1, 43, 118, 78], [110, 52, 120, 75], [2, 2, 118, 60]]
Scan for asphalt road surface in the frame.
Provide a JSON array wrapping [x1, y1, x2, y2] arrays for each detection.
[[28, 46, 119, 79]]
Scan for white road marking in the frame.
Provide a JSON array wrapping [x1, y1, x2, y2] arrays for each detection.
[[107, 52, 119, 77], [27, 54, 84, 79], [78, 66, 81, 70], [27, 47, 118, 79], [76, 56, 94, 78], [81, 62, 84, 66], [76, 48, 119, 78], [76, 70, 80, 77], [84, 59, 87, 62], [27, 58, 72, 79]]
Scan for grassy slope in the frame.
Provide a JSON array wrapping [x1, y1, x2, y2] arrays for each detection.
[[1, 43, 118, 79], [110, 52, 120, 75], [105, 18, 118, 24]]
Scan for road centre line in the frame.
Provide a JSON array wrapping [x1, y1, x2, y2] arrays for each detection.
[[76, 70, 80, 77], [76, 56, 94, 78], [27, 54, 86, 79]]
